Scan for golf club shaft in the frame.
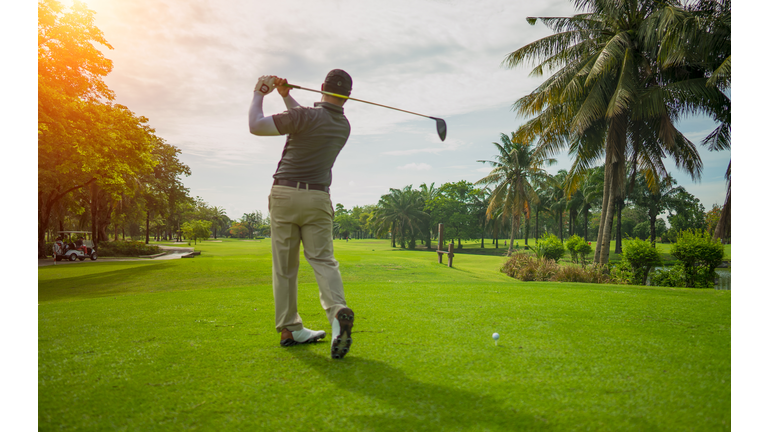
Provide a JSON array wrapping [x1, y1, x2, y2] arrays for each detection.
[[283, 84, 434, 120]]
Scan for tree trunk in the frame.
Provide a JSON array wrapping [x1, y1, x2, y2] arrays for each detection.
[[614, 198, 623, 254], [713, 187, 730, 243], [594, 174, 610, 262], [145, 211, 150, 245], [524, 217, 530, 246], [91, 182, 99, 250], [507, 216, 518, 255], [583, 207, 589, 242], [598, 184, 616, 265], [649, 211, 657, 247]]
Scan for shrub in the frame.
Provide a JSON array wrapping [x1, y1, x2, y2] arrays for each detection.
[[651, 265, 687, 288], [576, 241, 592, 266], [621, 238, 662, 285], [565, 235, 592, 266], [552, 265, 591, 283], [501, 253, 558, 281], [97, 241, 162, 257], [565, 235, 582, 263], [501, 252, 536, 280], [534, 258, 560, 281], [539, 234, 566, 263], [608, 261, 633, 285], [671, 229, 724, 288]]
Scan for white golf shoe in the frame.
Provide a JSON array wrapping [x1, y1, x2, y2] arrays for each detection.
[[280, 327, 326, 347]]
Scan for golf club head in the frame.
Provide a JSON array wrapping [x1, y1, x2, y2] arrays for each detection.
[[431, 117, 447, 141]]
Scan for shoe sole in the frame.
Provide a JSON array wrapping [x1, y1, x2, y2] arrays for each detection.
[[280, 332, 325, 347], [331, 308, 354, 359]]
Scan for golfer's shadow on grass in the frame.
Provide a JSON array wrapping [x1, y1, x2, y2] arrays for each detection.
[[291, 350, 545, 431]]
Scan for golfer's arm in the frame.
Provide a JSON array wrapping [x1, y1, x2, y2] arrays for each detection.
[[248, 93, 280, 136], [282, 93, 301, 110]]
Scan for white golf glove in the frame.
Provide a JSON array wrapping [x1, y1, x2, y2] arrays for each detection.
[[254, 75, 276, 96]]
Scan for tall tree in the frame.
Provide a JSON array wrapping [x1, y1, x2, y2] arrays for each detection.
[[503, 0, 719, 263], [38, 0, 163, 255], [373, 186, 428, 249], [476, 133, 555, 254]]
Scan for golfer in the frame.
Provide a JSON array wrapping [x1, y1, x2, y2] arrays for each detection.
[[249, 70, 355, 359]]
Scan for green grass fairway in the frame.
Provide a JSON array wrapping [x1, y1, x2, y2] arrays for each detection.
[[39, 239, 730, 431]]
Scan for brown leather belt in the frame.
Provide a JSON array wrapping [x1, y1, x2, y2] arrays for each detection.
[[273, 179, 329, 192]]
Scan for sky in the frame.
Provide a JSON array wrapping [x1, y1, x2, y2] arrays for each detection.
[[55, 0, 729, 220]]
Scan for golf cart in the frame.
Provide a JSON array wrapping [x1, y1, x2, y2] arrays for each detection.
[[54, 231, 98, 262]]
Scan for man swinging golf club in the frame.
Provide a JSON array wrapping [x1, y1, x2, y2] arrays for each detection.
[[249, 69, 355, 359]]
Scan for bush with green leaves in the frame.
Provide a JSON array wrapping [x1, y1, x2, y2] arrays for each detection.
[[620, 238, 662, 285], [537, 234, 565, 262], [670, 229, 725, 288], [96, 241, 161, 257], [564, 235, 592, 266], [651, 265, 687, 288]]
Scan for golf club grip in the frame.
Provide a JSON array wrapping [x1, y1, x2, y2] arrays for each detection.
[[283, 84, 433, 119]]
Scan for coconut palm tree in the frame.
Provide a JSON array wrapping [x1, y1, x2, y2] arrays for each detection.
[[502, 0, 722, 263], [649, 0, 731, 241], [373, 186, 428, 249], [476, 132, 556, 255]]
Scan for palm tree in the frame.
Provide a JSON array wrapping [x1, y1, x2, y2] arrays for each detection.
[[373, 186, 428, 249], [628, 174, 683, 246], [650, 0, 731, 241], [503, 0, 719, 263], [476, 132, 556, 255], [419, 182, 440, 249], [210, 206, 227, 239], [544, 170, 568, 241]]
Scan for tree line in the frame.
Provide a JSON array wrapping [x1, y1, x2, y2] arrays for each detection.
[[339, 0, 730, 258], [333, 164, 720, 252]]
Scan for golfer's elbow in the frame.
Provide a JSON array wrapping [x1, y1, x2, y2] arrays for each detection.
[[249, 117, 279, 136]]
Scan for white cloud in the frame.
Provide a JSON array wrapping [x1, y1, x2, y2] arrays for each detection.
[[397, 163, 432, 171]]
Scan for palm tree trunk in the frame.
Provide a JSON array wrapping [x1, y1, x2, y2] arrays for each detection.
[[598, 182, 616, 264], [594, 173, 610, 261], [614, 198, 623, 254], [507, 216, 518, 255]]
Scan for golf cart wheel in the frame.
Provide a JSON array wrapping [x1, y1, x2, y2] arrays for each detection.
[[90, 252, 97, 261], [69, 254, 77, 262], [55, 255, 63, 262]]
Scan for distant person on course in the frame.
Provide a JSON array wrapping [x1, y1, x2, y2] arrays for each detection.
[[248, 70, 355, 359]]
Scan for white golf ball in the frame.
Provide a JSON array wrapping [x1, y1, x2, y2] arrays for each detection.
[[492, 333, 500, 340]]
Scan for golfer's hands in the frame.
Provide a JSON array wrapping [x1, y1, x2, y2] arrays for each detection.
[[274, 77, 291, 97], [254, 75, 277, 96]]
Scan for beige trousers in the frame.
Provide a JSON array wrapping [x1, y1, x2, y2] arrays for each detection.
[[268, 185, 347, 332]]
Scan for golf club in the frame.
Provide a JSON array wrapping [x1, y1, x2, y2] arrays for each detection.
[[283, 84, 447, 141]]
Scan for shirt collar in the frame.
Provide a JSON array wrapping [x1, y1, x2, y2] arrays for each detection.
[[314, 101, 344, 114]]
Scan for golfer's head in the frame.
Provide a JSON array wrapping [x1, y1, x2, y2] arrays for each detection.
[[321, 69, 352, 105]]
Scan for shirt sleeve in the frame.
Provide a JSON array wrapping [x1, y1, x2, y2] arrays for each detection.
[[272, 107, 308, 135]]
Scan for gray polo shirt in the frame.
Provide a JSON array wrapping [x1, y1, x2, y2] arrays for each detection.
[[272, 102, 350, 187]]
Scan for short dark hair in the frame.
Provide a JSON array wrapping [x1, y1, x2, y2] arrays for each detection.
[[324, 69, 352, 96]]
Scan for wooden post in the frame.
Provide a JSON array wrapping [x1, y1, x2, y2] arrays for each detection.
[[448, 242, 454, 267], [438, 223, 445, 264]]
